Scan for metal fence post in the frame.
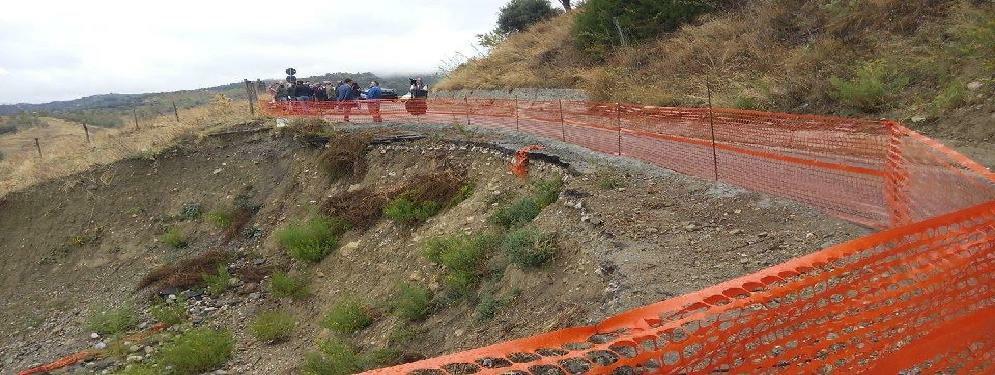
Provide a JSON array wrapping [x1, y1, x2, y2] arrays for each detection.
[[616, 103, 622, 156], [514, 98, 520, 132], [464, 96, 471, 126]]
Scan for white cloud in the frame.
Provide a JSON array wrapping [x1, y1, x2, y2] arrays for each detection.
[[0, 0, 513, 103]]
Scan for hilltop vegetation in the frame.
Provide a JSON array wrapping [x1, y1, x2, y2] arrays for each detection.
[[439, 0, 994, 143]]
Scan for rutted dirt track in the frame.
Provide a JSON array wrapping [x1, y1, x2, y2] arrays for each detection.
[[0, 121, 867, 373]]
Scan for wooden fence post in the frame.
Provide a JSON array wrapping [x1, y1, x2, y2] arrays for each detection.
[[244, 79, 255, 116], [172, 101, 180, 122], [559, 99, 566, 141], [82, 122, 90, 144], [706, 84, 719, 181], [133, 107, 140, 130], [34, 138, 42, 158]]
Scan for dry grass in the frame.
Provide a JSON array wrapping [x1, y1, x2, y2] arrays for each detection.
[[439, 0, 993, 121], [0, 96, 256, 197], [321, 170, 467, 229]]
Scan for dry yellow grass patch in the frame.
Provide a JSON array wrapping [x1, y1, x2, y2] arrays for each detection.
[[0, 96, 258, 197]]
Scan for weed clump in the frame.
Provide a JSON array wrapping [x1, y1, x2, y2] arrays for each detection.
[[423, 233, 500, 295], [321, 297, 374, 334], [205, 211, 233, 229], [303, 339, 364, 375], [150, 302, 187, 325], [87, 306, 138, 335], [491, 177, 563, 229], [502, 227, 558, 268], [383, 197, 442, 225], [202, 264, 233, 295], [158, 328, 234, 375], [160, 227, 188, 248], [270, 272, 310, 300], [830, 59, 908, 112], [250, 310, 295, 344], [277, 216, 350, 263], [392, 282, 433, 321]]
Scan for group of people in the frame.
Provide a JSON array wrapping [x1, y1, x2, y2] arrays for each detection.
[[269, 77, 428, 122]]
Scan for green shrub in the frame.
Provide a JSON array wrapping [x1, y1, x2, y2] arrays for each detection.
[[303, 339, 363, 375], [491, 197, 541, 229], [496, 0, 560, 34], [475, 293, 504, 321], [250, 310, 295, 343], [383, 197, 442, 225], [449, 183, 476, 206], [113, 364, 162, 375], [205, 211, 233, 229], [502, 227, 558, 268], [87, 306, 138, 335], [596, 172, 625, 190], [423, 234, 499, 294], [158, 328, 234, 375], [180, 203, 202, 220], [149, 302, 186, 325], [931, 80, 968, 113], [271, 272, 310, 300], [321, 298, 374, 334], [574, 0, 715, 59], [392, 283, 433, 321], [202, 264, 232, 295], [830, 59, 909, 112], [532, 177, 563, 207], [160, 228, 188, 249], [277, 216, 350, 263]]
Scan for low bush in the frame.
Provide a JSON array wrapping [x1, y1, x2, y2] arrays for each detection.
[[277, 216, 350, 263], [502, 227, 558, 268], [250, 310, 296, 344], [321, 297, 374, 334], [491, 197, 541, 229], [596, 172, 625, 190], [531, 177, 563, 207], [113, 364, 161, 375], [160, 227, 188, 248], [303, 339, 363, 375], [475, 293, 504, 321], [149, 302, 187, 325], [205, 211, 233, 229], [829, 59, 908, 112], [202, 264, 233, 295], [139, 250, 229, 293], [271, 272, 311, 300], [87, 306, 138, 335], [392, 282, 433, 321], [158, 328, 234, 375], [383, 197, 442, 225], [423, 234, 500, 294]]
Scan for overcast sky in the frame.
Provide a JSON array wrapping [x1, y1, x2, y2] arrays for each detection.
[[0, 0, 522, 104]]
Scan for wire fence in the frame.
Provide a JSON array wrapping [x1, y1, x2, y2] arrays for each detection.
[[262, 98, 995, 374]]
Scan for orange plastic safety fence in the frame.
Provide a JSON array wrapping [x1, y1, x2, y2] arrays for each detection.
[[261, 98, 995, 374]]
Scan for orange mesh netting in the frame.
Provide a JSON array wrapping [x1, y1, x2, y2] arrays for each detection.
[[266, 98, 995, 374]]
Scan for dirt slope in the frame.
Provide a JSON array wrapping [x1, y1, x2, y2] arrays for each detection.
[[0, 122, 868, 373]]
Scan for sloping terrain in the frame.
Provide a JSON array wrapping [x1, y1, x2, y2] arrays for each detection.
[[438, 0, 995, 165], [0, 121, 867, 374]]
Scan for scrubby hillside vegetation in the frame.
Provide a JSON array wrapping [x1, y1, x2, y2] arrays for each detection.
[[439, 0, 994, 145]]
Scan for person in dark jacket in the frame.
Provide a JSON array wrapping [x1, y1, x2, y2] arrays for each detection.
[[336, 79, 354, 121], [367, 81, 383, 122]]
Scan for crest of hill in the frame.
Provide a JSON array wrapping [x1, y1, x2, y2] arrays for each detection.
[[437, 0, 994, 144]]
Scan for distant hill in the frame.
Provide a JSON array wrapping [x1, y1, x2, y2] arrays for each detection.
[[0, 72, 438, 127]]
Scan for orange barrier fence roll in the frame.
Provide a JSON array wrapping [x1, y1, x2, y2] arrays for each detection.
[[263, 98, 995, 374]]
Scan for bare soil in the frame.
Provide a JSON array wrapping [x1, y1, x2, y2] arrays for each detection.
[[0, 120, 869, 374]]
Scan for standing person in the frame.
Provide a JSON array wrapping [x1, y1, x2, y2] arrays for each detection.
[[367, 81, 383, 123], [336, 79, 354, 122]]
